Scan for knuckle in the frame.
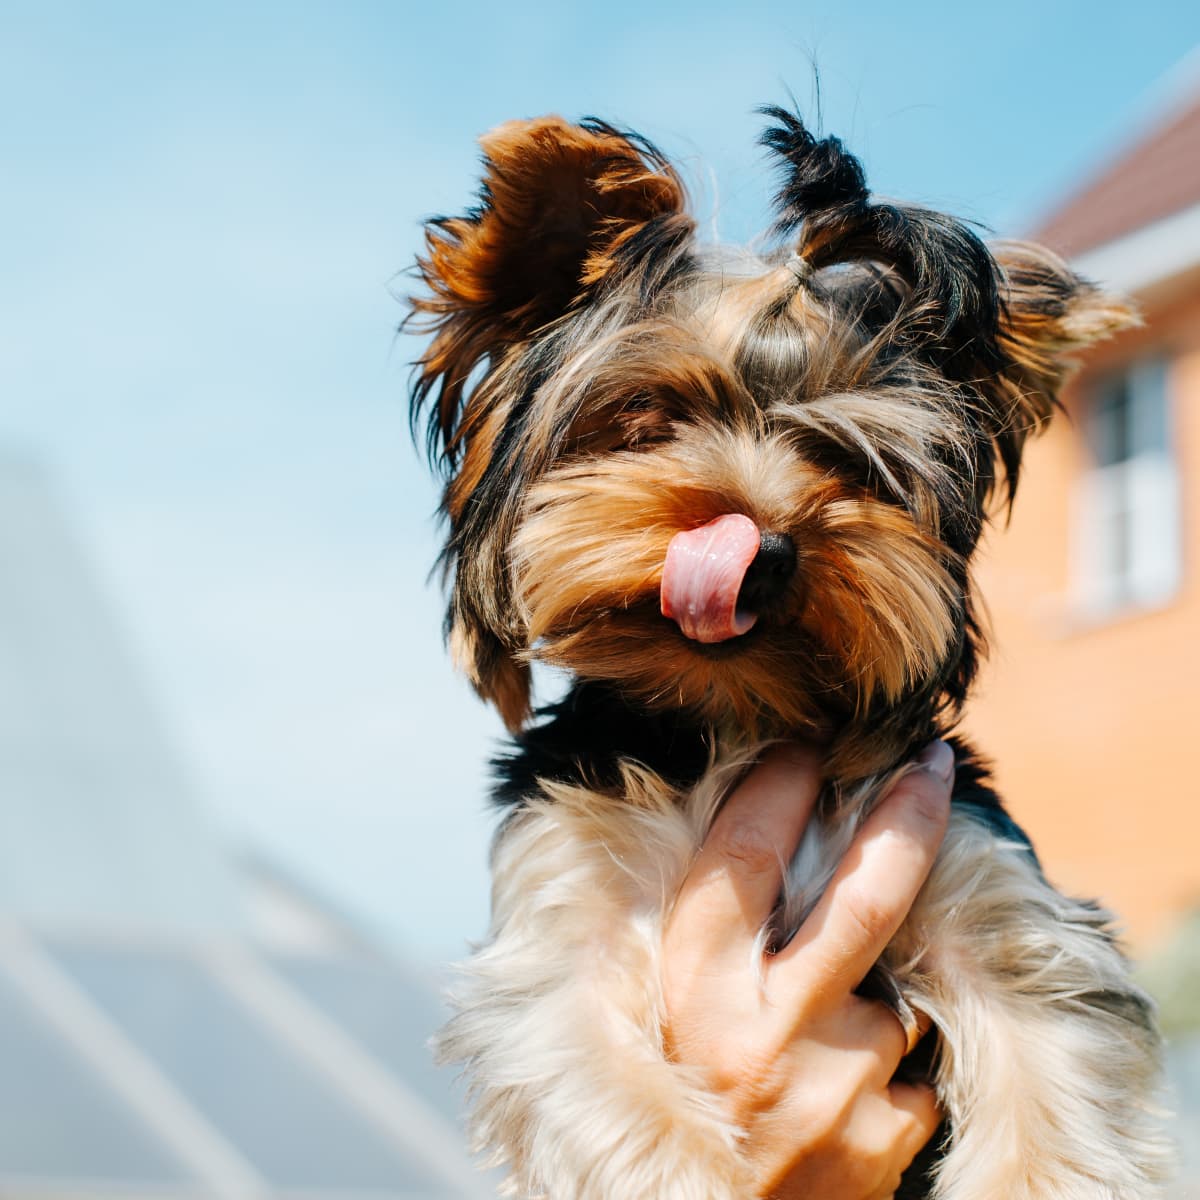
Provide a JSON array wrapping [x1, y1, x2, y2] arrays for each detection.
[[712, 819, 780, 875], [840, 883, 893, 946], [801, 1104, 844, 1153], [852, 1135, 897, 1193], [902, 1099, 940, 1150], [896, 776, 950, 839], [712, 1039, 777, 1099]]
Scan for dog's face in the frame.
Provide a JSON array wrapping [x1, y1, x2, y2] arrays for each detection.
[[409, 110, 1131, 767]]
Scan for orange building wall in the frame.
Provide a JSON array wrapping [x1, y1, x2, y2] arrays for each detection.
[[963, 289, 1200, 952]]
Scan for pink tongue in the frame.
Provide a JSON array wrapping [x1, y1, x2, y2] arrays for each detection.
[[661, 514, 761, 643]]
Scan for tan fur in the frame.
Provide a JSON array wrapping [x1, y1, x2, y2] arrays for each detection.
[[441, 761, 754, 1200], [893, 813, 1170, 1198]]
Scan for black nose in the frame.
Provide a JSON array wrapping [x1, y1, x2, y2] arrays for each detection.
[[737, 531, 797, 612]]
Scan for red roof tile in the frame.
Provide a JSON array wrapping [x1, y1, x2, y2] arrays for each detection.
[[1032, 85, 1200, 257]]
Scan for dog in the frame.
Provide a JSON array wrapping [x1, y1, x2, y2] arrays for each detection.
[[406, 108, 1169, 1199]]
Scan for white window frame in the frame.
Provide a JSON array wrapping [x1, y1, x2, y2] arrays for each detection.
[[1071, 357, 1182, 620]]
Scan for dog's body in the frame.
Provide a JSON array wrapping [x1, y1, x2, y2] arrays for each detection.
[[408, 110, 1169, 1198]]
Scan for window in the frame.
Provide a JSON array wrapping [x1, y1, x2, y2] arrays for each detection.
[[1073, 358, 1182, 617]]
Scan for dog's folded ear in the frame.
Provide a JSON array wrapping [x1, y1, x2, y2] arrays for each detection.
[[757, 109, 1137, 513], [986, 240, 1139, 506], [408, 117, 689, 731], [445, 592, 531, 735], [409, 115, 690, 469]]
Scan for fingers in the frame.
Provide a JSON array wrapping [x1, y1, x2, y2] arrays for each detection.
[[839, 1085, 942, 1200], [865, 998, 915, 1069], [844, 994, 925, 1083], [775, 742, 953, 996], [887, 1081, 943, 1161], [671, 743, 822, 958]]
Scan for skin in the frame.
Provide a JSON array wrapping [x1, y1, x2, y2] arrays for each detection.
[[663, 740, 955, 1200]]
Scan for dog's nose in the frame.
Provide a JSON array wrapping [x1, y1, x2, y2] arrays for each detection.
[[736, 531, 797, 612]]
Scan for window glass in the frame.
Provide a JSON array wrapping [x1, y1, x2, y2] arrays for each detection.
[[1129, 360, 1169, 458], [1091, 376, 1130, 467], [1076, 358, 1180, 615]]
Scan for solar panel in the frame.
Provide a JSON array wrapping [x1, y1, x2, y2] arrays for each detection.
[[0, 968, 191, 1184], [51, 941, 452, 1195], [272, 954, 460, 1119]]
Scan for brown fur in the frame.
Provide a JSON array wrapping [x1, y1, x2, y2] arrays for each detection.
[[410, 116, 690, 467]]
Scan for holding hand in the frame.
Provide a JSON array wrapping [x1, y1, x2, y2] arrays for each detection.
[[663, 741, 955, 1200]]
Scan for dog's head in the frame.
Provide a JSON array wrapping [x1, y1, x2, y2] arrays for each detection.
[[407, 110, 1131, 769]]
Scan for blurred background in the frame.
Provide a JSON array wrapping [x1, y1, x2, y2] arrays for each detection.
[[2, 0, 1199, 1194]]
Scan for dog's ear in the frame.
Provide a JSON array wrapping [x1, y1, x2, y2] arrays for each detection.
[[409, 115, 690, 469], [986, 240, 1139, 506], [445, 587, 532, 734], [409, 117, 689, 731]]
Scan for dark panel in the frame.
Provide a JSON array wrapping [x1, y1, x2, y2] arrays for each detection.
[[52, 942, 451, 1195], [0, 969, 188, 1183], [272, 954, 459, 1119]]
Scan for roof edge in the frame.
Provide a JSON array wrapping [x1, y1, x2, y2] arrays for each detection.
[[1027, 46, 1200, 243], [1072, 200, 1200, 297]]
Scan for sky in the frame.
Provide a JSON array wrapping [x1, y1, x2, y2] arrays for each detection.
[[2, 0, 1199, 963]]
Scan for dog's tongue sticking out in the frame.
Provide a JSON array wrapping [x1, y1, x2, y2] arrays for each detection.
[[661, 514, 761, 643]]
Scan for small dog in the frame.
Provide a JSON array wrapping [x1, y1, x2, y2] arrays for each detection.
[[407, 109, 1169, 1199]]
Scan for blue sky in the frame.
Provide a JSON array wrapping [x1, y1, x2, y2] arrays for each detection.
[[3, 1, 1199, 961]]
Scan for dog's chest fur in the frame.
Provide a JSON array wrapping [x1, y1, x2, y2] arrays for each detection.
[[444, 680, 1167, 1199]]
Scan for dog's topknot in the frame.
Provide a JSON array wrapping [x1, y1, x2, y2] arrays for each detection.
[[758, 104, 869, 235], [758, 106, 1005, 384]]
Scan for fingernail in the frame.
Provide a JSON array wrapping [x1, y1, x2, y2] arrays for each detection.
[[916, 740, 955, 784]]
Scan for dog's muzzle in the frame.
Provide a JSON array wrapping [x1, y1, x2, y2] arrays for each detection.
[[660, 514, 796, 643]]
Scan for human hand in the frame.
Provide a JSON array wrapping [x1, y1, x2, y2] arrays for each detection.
[[662, 741, 955, 1200]]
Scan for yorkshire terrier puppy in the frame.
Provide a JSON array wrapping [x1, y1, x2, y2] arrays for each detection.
[[407, 108, 1169, 1199]]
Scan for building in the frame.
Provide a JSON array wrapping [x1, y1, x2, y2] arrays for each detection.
[[964, 71, 1200, 954], [0, 451, 489, 1199], [962, 71, 1200, 1186]]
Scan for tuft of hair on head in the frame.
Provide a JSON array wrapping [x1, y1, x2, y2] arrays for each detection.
[[758, 104, 869, 237], [406, 115, 693, 474], [757, 104, 1004, 379]]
